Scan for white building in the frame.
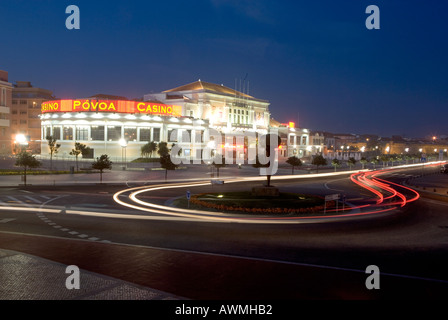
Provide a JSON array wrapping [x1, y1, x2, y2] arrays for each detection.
[[40, 80, 272, 162]]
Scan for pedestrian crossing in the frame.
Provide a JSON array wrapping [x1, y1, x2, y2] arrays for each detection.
[[0, 194, 57, 207]]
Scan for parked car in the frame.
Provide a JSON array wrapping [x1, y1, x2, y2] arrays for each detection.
[[440, 164, 448, 173]]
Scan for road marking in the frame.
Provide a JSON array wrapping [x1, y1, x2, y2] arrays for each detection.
[[0, 218, 16, 223], [6, 196, 32, 207], [24, 196, 43, 204]]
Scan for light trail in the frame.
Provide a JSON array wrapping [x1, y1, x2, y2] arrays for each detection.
[[112, 162, 443, 223]]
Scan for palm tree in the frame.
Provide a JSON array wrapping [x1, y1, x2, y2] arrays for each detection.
[[331, 159, 341, 172], [360, 157, 369, 170], [141, 141, 158, 158], [371, 158, 379, 169], [46, 135, 61, 171], [70, 142, 87, 171]]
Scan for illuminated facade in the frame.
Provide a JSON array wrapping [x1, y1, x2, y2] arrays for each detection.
[[40, 96, 210, 160], [12, 81, 54, 153], [0, 70, 12, 155], [145, 80, 271, 162]]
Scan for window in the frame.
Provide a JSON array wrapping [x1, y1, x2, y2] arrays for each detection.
[[63, 127, 73, 140], [20, 100, 27, 105], [11, 110, 17, 115], [181, 130, 191, 143], [12, 100, 17, 105], [91, 126, 105, 141], [153, 128, 161, 142], [195, 130, 203, 143], [45, 127, 51, 138], [124, 128, 137, 142], [107, 126, 122, 141], [20, 110, 27, 115], [76, 127, 89, 141], [53, 127, 61, 140], [168, 129, 178, 142], [302, 136, 307, 145], [0, 88, 5, 106], [20, 120, 27, 125], [139, 128, 151, 142], [290, 136, 295, 145]]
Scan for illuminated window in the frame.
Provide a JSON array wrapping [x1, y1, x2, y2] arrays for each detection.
[[168, 129, 178, 142], [63, 126, 73, 140], [53, 127, 61, 140], [153, 128, 161, 142], [181, 130, 191, 143], [0, 88, 6, 106], [139, 128, 151, 142], [91, 126, 105, 141], [76, 127, 89, 141], [107, 126, 122, 141], [124, 128, 137, 142], [195, 130, 203, 143]]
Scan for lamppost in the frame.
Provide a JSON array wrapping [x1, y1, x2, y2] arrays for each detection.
[[119, 138, 127, 170], [15, 134, 29, 153]]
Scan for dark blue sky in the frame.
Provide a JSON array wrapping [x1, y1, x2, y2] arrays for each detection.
[[1, 0, 447, 138]]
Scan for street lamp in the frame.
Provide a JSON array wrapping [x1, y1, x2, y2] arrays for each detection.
[[119, 138, 127, 170], [15, 134, 29, 153]]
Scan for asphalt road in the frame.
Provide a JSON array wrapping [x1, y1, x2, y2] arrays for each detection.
[[1, 167, 448, 299]]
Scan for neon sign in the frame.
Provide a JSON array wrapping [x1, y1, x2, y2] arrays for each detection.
[[41, 100, 182, 117]]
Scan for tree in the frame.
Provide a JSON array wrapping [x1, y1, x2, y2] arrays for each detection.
[[286, 156, 303, 174], [46, 135, 61, 171], [371, 157, 379, 169], [15, 151, 41, 187], [331, 159, 341, 172], [157, 142, 170, 157], [347, 157, 357, 170], [141, 141, 157, 158], [311, 154, 327, 173], [380, 155, 390, 168], [91, 154, 112, 183], [211, 155, 227, 178], [360, 157, 369, 170], [160, 154, 178, 181], [69, 142, 87, 171]]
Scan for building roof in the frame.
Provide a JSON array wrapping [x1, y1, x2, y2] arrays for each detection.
[[163, 80, 254, 99], [88, 94, 129, 101]]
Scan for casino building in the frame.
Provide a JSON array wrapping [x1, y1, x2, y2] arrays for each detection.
[[40, 80, 272, 161]]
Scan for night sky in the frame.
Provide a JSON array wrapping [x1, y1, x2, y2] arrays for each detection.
[[1, 0, 447, 138]]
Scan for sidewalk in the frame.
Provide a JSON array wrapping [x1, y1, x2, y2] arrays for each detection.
[[405, 171, 448, 199], [0, 248, 184, 300]]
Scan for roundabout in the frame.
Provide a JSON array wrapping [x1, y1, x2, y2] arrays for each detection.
[[112, 163, 434, 224]]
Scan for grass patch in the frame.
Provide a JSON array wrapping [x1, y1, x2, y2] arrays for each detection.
[[131, 157, 160, 163], [0, 169, 94, 175], [172, 191, 334, 216]]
